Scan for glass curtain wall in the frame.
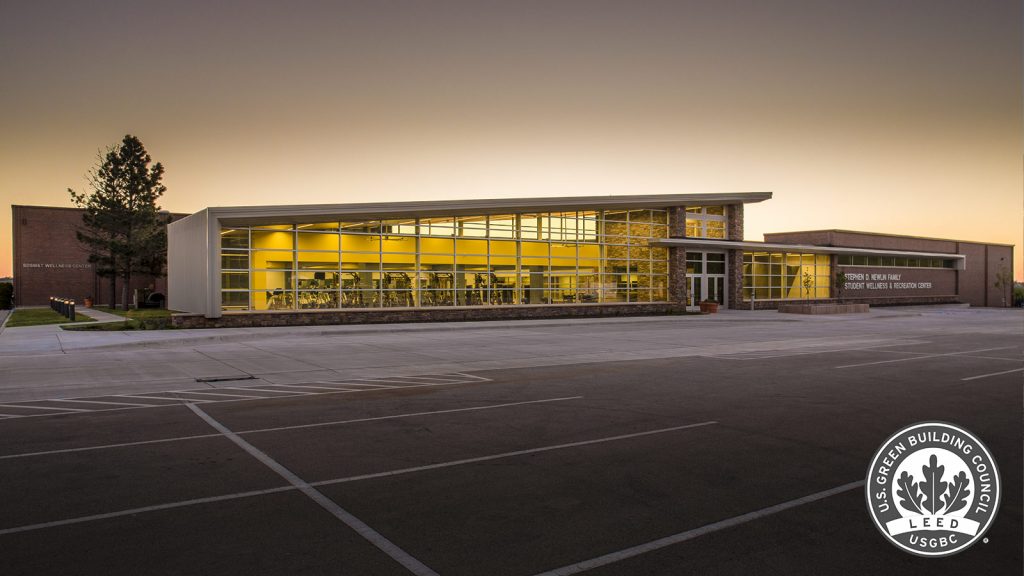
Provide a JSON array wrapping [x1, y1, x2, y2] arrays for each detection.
[[221, 210, 669, 311], [742, 252, 831, 300]]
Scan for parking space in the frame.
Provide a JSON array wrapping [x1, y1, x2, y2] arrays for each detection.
[[0, 373, 490, 419], [4, 492, 413, 576], [0, 311, 1020, 575], [0, 434, 283, 529]]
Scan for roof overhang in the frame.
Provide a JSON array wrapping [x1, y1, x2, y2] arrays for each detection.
[[650, 238, 967, 269], [206, 192, 773, 226]]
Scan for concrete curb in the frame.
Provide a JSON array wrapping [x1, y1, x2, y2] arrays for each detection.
[[56, 313, 782, 352], [33, 303, 980, 354]]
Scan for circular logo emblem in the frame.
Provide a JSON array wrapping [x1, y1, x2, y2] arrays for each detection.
[[866, 422, 1000, 556]]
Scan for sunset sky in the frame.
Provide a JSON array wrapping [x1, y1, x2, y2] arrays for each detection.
[[1, 1, 1020, 279]]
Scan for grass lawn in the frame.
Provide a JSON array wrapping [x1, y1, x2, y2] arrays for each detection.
[[5, 308, 94, 327], [63, 306, 177, 331]]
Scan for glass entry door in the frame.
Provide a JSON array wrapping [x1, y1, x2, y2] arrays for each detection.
[[685, 252, 727, 308], [685, 275, 702, 307]]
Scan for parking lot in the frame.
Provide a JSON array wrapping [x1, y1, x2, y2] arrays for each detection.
[[0, 307, 1021, 575]]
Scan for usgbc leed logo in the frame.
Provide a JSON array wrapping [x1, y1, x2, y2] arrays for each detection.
[[866, 422, 1000, 556]]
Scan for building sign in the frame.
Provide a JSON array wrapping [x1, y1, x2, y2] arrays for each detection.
[[842, 272, 932, 291], [839, 268, 954, 296], [22, 263, 93, 269]]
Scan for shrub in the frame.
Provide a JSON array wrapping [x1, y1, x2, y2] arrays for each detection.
[[0, 283, 13, 309]]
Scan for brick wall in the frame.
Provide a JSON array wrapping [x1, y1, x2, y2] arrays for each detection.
[[981, 243, 1014, 307], [13, 206, 99, 306], [12, 206, 183, 306]]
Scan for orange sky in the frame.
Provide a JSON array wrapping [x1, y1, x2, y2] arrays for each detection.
[[1, 1, 1020, 279]]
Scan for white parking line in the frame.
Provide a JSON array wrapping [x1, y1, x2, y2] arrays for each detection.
[[835, 346, 1018, 369], [450, 372, 491, 381], [188, 403, 441, 576], [531, 480, 865, 576], [0, 396, 583, 460], [0, 404, 90, 412], [243, 396, 585, 435], [342, 378, 438, 386], [0, 433, 225, 460], [872, 349, 1023, 362], [34, 398, 156, 407], [272, 384, 365, 391], [313, 421, 718, 486], [706, 343, 931, 361], [0, 375, 494, 420], [316, 382, 397, 388], [957, 355, 1024, 362], [115, 395, 213, 403], [219, 387, 314, 395], [164, 390, 266, 399], [0, 485, 297, 536], [961, 367, 1024, 381], [0, 411, 710, 539], [0, 413, 710, 537], [360, 376, 454, 382]]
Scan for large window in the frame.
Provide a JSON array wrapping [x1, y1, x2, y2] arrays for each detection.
[[684, 206, 727, 239], [742, 252, 831, 300], [221, 210, 669, 311]]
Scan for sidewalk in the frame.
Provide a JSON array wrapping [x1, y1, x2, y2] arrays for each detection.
[[0, 306, 125, 354], [0, 303, 1004, 357], [77, 307, 128, 323], [0, 310, 767, 356]]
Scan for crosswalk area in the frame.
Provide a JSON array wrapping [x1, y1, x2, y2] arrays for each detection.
[[0, 373, 491, 419]]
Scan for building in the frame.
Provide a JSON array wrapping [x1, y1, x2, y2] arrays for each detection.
[[10, 205, 186, 307], [763, 230, 1015, 309], [164, 193, 1014, 327]]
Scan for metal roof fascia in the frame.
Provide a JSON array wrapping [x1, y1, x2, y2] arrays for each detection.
[[206, 192, 773, 224]]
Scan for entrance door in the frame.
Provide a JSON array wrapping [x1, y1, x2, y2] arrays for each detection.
[[685, 252, 727, 308], [685, 275, 702, 307]]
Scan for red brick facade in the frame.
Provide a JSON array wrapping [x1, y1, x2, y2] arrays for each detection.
[[12, 206, 184, 307]]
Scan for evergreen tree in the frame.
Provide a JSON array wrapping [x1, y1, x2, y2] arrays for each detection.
[[69, 135, 170, 310]]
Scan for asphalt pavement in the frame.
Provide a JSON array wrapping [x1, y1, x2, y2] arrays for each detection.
[[0, 306, 1020, 575]]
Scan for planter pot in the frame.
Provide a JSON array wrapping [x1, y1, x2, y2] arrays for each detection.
[[699, 302, 719, 313]]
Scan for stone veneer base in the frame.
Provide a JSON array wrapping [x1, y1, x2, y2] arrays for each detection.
[[172, 303, 684, 329]]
